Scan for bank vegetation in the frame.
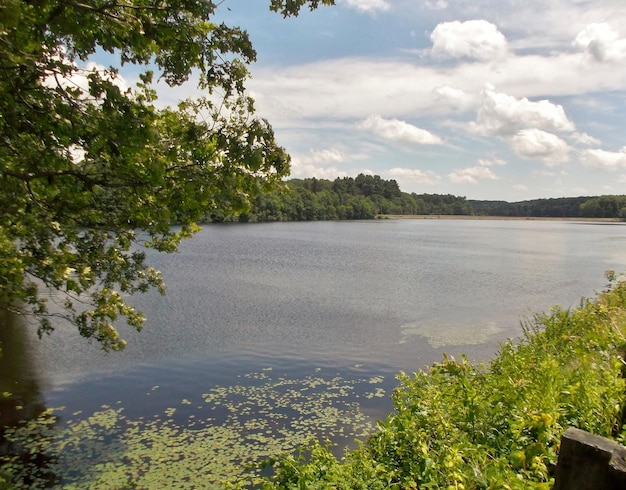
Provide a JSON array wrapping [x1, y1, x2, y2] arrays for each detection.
[[211, 175, 626, 223], [245, 271, 626, 489]]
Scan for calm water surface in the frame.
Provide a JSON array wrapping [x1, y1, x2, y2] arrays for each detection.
[[34, 219, 626, 380], [6, 219, 626, 484], [30, 219, 626, 407]]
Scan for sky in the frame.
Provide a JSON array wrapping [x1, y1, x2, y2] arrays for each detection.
[[110, 0, 626, 201]]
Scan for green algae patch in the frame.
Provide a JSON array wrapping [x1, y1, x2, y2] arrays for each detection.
[[1, 369, 385, 489]]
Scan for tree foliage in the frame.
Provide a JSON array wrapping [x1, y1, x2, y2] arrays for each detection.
[[580, 195, 626, 219], [233, 174, 474, 222], [470, 195, 626, 219], [242, 187, 626, 223], [0, 0, 333, 350]]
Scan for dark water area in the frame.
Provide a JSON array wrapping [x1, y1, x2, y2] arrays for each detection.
[[3, 219, 626, 487]]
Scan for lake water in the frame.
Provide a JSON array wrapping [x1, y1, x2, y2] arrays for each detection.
[[5, 219, 626, 486]]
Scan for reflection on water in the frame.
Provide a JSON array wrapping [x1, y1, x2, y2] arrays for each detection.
[[0, 309, 58, 487], [400, 320, 503, 348], [0, 309, 46, 427]]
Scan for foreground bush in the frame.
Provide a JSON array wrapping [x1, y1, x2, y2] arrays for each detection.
[[256, 273, 626, 489]]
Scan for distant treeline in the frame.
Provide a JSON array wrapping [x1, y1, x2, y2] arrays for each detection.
[[220, 174, 473, 222], [470, 195, 626, 219], [207, 174, 626, 222]]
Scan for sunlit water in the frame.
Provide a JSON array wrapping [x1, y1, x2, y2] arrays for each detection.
[[6, 219, 626, 486]]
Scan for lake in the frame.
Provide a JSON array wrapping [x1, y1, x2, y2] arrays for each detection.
[[4, 219, 626, 487]]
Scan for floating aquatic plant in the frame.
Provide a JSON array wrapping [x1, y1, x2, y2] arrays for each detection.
[[1, 368, 386, 488]]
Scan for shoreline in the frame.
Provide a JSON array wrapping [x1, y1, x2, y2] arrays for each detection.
[[378, 215, 623, 223]]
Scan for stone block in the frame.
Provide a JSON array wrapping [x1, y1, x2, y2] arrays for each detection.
[[553, 427, 626, 489]]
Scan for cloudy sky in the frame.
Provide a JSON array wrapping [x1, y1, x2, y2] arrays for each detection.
[[148, 1, 626, 200]]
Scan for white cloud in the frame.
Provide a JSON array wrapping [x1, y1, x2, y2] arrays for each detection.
[[249, 59, 440, 122], [292, 148, 348, 166], [478, 157, 506, 167], [425, 0, 448, 10], [358, 115, 443, 145], [68, 145, 86, 163], [449, 165, 499, 184], [245, 47, 626, 128], [343, 0, 390, 14], [289, 147, 360, 179], [574, 23, 626, 63], [570, 131, 601, 146], [385, 168, 441, 185], [290, 163, 350, 180], [423, 0, 626, 51], [430, 20, 509, 60], [471, 85, 575, 136], [44, 60, 129, 98], [580, 147, 626, 170], [533, 169, 557, 177], [432, 85, 473, 111], [510, 129, 570, 165]]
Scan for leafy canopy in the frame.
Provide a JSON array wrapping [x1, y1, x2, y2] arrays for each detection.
[[0, 0, 334, 351]]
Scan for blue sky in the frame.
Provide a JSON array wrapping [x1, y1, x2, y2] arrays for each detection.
[[111, 1, 626, 201]]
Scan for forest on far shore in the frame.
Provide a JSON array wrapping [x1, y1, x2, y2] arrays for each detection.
[[207, 174, 626, 222]]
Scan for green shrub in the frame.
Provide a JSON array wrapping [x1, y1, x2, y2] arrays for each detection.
[[258, 273, 626, 489]]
